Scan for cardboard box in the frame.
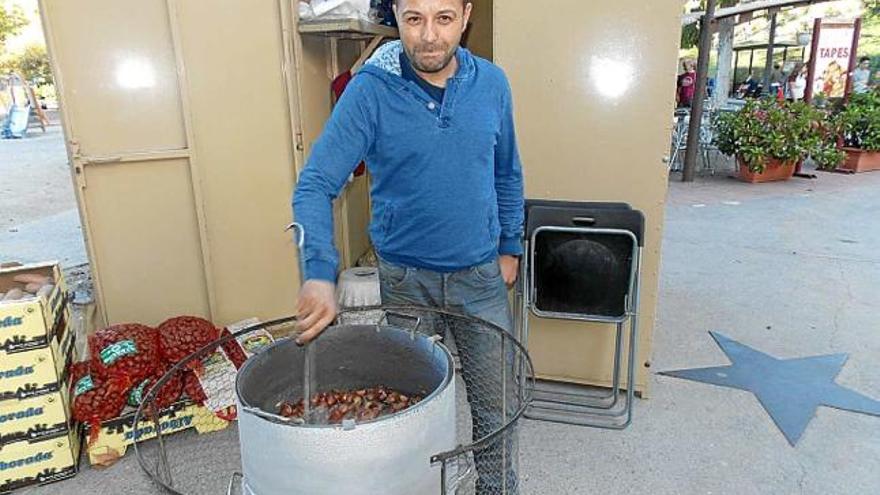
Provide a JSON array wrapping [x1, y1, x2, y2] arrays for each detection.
[[0, 263, 69, 353], [0, 316, 74, 404], [0, 382, 72, 449], [85, 400, 231, 466], [0, 424, 81, 493]]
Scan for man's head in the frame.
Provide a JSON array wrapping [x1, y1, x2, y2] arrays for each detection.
[[393, 0, 473, 74], [859, 57, 871, 69]]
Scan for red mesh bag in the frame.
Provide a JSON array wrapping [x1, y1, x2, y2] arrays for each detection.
[[88, 323, 159, 383], [158, 316, 220, 367], [183, 369, 207, 404], [68, 361, 90, 395], [220, 328, 248, 369], [127, 365, 184, 410], [70, 361, 131, 443]]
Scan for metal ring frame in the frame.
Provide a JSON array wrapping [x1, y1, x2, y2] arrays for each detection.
[[133, 305, 535, 495]]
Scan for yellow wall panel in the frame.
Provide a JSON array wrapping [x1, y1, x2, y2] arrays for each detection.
[[174, 0, 300, 325], [42, 0, 186, 155], [495, 0, 681, 393], [82, 159, 210, 325]]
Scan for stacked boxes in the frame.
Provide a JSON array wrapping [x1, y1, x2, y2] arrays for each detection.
[[0, 263, 80, 493]]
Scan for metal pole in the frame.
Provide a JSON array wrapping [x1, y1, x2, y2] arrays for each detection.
[[843, 17, 863, 103], [733, 49, 740, 96], [763, 11, 778, 95], [804, 18, 822, 103], [682, 0, 717, 182]]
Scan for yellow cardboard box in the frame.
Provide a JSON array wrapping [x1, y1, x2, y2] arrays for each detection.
[[0, 316, 74, 403], [85, 400, 231, 465], [0, 387, 72, 449], [0, 263, 69, 354], [0, 424, 80, 493]]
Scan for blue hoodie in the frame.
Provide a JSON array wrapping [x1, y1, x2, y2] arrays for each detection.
[[293, 41, 524, 282]]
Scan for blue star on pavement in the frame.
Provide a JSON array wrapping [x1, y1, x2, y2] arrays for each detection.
[[659, 331, 880, 446]]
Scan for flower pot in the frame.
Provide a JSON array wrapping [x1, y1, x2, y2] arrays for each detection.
[[737, 157, 796, 183], [839, 148, 880, 173], [797, 32, 812, 46]]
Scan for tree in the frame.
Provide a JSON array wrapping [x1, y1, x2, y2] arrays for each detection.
[[866, 0, 880, 18], [15, 44, 52, 85], [680, 0, 740, 50], [0, 44, 53, 86], [18, 45, 52, 86], [0, 4, 28, 50]]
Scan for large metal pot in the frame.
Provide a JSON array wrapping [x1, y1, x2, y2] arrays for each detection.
[[235, 323, 456, 495]]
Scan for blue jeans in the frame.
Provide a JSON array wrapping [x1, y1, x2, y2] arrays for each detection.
[[379, 257, 518, 494]]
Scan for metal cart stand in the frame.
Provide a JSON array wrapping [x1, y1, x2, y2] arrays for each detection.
[[516, 200, 644, 429]]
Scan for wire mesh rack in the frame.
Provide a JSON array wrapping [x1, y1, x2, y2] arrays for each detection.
[[133, 305, 534, 495]]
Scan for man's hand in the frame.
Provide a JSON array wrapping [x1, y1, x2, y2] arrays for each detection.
[[295, 280, 337, 345], [499, 255, 519, 288]]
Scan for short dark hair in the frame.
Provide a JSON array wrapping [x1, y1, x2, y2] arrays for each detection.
[[393, 0, 469, 4], [860, 56, 871, 63]]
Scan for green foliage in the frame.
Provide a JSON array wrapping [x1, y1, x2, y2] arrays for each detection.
[[0, 44, 53, 86], [714, 99, 842, 172], [836, 91, 880, 152], [866, 0, 880, 18], [812, 143, 847, 170], [681, 23, 700, 50], [0, 4, 28, 49], [680, 0, 740, 50], [15, 44, 52, 85]]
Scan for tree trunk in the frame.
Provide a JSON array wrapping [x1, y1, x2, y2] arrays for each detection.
[[714, 17, 735, 107]]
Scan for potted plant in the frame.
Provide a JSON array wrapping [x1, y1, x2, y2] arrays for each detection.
[[714, 99, 838, 182], [834, 91, 880, 173], [797, 21, 813, 46]]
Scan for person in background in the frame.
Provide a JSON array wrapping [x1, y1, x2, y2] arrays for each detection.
[[769, 63, 785, 96], [738, 71, 760, 98], [852, 56, 873, 94], [676, 59, 697, 108], [788, 62, 807, 102]]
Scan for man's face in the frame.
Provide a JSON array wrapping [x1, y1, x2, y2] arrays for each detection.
[[394, 0, 472, 73], [860, 60, 871, 70]]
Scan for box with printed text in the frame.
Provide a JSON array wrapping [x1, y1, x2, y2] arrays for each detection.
[[0, 423, 81, 493], [0, 315, 74, 404], [0, 263, 69, 351]]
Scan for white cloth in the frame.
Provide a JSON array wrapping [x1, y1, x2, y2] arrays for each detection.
[[299, 0, 371, 21], [791, 75, 807, 101]]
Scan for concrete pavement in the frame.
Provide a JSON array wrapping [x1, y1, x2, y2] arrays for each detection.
[[14, 160, 880, 494]]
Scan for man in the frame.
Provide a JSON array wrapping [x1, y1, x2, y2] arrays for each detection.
[[676, 60, 696, 108], [292, 0, 525, 491], [769, 63, 785, 96], [852, 56, 873, 95]]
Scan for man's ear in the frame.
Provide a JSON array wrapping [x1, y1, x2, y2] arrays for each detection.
[[462, 2, 473, 33]]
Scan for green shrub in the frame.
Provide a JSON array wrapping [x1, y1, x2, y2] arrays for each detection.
[[714, 99, 842, 172], [836, 91, 880, 152]]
